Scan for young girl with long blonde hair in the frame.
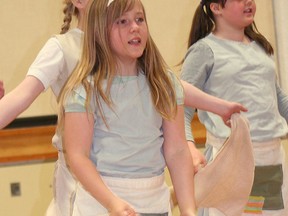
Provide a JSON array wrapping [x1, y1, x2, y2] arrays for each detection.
[[58, 0, 197, 215]]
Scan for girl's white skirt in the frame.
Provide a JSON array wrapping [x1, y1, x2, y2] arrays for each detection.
[[46, 152, 171, 216], [71, 174, 171, 216]]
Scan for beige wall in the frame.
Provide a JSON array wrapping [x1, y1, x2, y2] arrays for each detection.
[[273, 0, 288, 92], [0, 0, 276, 118], [0, 162, 54, 216]]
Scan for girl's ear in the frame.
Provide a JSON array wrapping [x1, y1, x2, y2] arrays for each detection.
[[210, 2, 222, 16], [72, 0, 86, 9]]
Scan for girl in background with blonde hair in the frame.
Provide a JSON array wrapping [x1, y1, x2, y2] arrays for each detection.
[[0, 0, 90, 215], [0, 0, 88, 128]]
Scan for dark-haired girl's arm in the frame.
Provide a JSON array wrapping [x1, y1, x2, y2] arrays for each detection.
[[276, 82, 288, 123]]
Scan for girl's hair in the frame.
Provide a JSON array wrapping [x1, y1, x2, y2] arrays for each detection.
[[188, 0, 273, 55], [60, 0, 80, 34], [58, 0, 177, 128]]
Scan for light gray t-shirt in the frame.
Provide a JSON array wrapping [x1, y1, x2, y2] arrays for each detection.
[[65, 71, 184, 178], [26, 28, 84, 150], [181, 33, 288, 142], [27, 28, 83, 97]]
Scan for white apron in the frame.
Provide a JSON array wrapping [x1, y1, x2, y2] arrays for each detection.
[[71, 174, 171, 216]]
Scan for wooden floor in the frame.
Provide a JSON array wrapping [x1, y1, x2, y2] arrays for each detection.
[[0, 115, 206, 164]]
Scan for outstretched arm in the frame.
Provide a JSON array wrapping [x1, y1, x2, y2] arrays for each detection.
[[181, 80, 247, 171], [181, 80, 247, 126], [0, 80, 4, 99], [163, 105, 196, 216], [0, 76, 44, 129]]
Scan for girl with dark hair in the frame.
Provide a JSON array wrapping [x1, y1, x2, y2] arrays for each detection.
[[181, 0, 288, 215]]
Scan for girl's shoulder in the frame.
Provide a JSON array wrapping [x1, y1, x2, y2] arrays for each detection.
[[166, 70, 180, 86], [187, 37, 213, 56], [185, 37, 214, 62], [54, 28, 83, 47], [166, 70, 184, 103]]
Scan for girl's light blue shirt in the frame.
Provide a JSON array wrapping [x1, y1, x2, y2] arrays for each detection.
[[181, 33, 288, 142], [65, 71, 184, 178]]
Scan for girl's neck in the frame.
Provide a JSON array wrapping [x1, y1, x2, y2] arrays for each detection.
[[77, 17, 84, 30], [213, 28, 250, 44], [116, 60, 138, 76], [77, 9, 86, 30]]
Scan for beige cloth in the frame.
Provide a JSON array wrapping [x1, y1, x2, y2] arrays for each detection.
[[194, 113, 255, 216]]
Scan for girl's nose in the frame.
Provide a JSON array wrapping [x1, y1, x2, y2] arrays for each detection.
[[130, 21, 140, 33]]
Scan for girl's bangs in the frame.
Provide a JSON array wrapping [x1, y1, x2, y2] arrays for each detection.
[[107, 0, 140, 24]]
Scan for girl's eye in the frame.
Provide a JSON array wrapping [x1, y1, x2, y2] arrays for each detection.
[[116, 19, 128, 25], [136, 17, 145, 23]]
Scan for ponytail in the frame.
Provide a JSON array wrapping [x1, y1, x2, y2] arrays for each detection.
[[60, 1, 79, 34], [188, 4, 214, 48]]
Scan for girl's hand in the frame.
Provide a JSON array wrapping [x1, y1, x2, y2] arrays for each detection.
[[188, 141, 207, 173], [0, 80, 4, 99], [108, 198, 136, 216], [221, 101, 247, 127]]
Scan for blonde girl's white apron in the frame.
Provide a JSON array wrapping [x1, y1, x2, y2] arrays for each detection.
[[70, 174, 171, 216], [46, 151, 78, 216]]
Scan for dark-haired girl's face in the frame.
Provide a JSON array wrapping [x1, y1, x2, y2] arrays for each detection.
[[109, 1, 148, 65], [219, 0, 256, 29]]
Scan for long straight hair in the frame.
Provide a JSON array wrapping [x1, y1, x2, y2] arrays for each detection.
[[58, 0, 177, 128], [188, 0, 273, 55]]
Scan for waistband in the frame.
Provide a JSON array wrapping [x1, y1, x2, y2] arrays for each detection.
[[59, 151, 165, 190]]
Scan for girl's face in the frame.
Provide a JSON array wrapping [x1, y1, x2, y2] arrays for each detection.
[[217, 0, 256, 30], [109, 1, 148, 65]]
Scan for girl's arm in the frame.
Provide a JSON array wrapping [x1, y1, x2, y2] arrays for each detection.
[[0, 37, 66, 129], [181, 80, 247, 126], [0, 80, 4, 99], [0, 76, 44, 129], [163, 105, 196, 216], [181, 80, 247, 171], [63, 112, 136, 216], [276, 82, 288, 122], [183, 95, 206, 172]]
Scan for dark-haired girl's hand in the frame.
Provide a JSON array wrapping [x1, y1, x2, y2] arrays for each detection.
[[221, 101, 248, 127]]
